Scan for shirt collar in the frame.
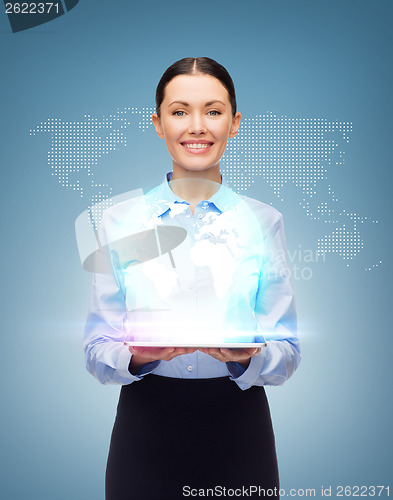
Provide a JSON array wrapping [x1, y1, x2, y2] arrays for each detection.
[[147, 171, 240, 218]]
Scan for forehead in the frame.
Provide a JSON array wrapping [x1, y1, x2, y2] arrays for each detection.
[[163, 74, 230, 104]]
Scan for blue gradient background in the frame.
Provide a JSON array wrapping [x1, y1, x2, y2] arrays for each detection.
[[0, 1, 392, 498]]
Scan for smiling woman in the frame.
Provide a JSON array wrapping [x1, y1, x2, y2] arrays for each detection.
[[152, 71, 241, 185], [84, 57, 301, 500]]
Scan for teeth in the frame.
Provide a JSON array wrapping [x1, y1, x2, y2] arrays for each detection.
[[183, 143, 212, 149]]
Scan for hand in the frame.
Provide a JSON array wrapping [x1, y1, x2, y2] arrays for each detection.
[[198, 347, 261, 369], [128, 346, 198, 374]]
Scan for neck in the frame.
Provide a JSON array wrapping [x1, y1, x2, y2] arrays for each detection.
[[171, 163, 222, 185], [169, 164, 222, 206]]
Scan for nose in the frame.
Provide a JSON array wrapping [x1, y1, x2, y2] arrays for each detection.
[[188, 113, 206, 135]]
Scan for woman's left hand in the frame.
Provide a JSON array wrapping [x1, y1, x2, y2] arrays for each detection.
[[198, 347, 261, 369]]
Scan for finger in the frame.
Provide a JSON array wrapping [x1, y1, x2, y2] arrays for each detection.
[[205, 349, 221, 359], [130, 346, 146, 355], [218, 348, 232, 359], [169, 347, 193, 359], [135, 347, 173, 360], [163, 347, 176, 354], [160, 347, 175, 360], [221, 349, 249, 362], [211, 349, 227, 361]]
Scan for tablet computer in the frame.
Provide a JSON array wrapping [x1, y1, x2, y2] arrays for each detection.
[[124, 341, 267, 348]]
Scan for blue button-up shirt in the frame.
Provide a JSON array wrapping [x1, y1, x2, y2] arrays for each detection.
[[83, 172, 301, 390]]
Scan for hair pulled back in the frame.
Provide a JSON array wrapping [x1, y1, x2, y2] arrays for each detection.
[[155, 57, 237, 118]]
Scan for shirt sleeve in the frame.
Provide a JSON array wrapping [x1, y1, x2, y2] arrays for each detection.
[[83, 212, 160, 385], [227, 213, 301, 391]]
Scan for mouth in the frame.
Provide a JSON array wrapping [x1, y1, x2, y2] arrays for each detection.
[[180, 141, 214, 153]]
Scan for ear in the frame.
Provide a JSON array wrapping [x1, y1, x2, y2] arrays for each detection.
[[229, 112, 241, 138], [152, 113, 165, 139]]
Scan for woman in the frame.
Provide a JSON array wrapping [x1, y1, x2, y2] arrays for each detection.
[[84, 57, 301, 500]]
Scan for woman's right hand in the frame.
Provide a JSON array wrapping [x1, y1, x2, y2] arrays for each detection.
[[128, 346, 197, 374]]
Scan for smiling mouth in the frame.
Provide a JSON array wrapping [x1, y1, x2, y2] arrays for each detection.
[[181, 142, 214, 149]]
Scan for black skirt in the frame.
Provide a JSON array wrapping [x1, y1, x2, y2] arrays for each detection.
[[106, 374, 279, 500]]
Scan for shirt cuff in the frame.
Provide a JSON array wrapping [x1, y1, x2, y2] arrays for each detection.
[[227, 351, 266, 391], [134, 360, 161, 376], [116, 346, 160, 382], [226, 361, 247, 379]]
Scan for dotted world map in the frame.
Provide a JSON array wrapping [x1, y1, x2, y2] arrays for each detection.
[[30, 107, 381, 271]]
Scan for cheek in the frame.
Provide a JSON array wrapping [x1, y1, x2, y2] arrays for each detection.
[[167, 118, 189, 135], [211, 121, 232, 140]]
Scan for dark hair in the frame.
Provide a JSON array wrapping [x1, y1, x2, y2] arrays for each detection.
[[155, 57, 237, 118]]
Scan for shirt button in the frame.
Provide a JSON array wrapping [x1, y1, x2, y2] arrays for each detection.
[[187, 365, 193, 372], [197, 213, 203, 219]]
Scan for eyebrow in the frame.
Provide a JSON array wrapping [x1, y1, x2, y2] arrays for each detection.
[[168, 100, 226, 107]]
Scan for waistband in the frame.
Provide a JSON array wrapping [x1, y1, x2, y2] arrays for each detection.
[[121, 373, 266, 401]]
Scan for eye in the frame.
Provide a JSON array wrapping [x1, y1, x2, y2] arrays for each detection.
[[208, 110, 221, 116], [173, 110, 185, 117]]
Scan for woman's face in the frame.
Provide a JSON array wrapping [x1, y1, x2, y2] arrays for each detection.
[[152, 74, 241, 178]]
